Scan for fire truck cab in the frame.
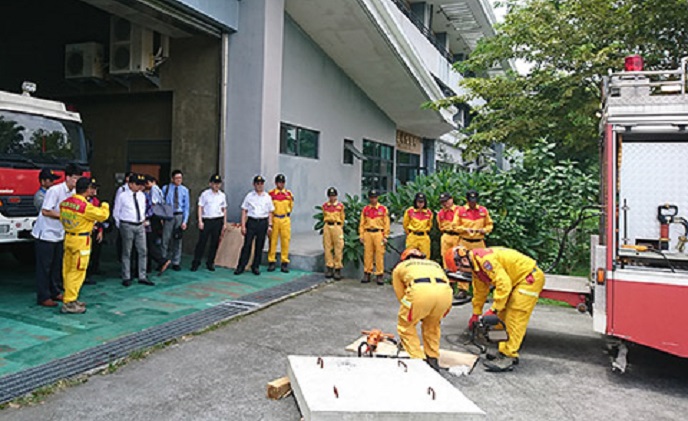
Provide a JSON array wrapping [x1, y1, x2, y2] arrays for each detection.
[[593, 56, 688, 371], [0, 83, 88, 262]]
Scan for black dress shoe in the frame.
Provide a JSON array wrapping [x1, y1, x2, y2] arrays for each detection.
[[267, 262, 276, 272], [234, 267, 244, 275], [252, 267, 261, 275], [190, 264, 199, 272], [139, 279, 155, 286], [172, 265, 181, 272], [122, 280, 132, 287], [280, 263, 289, 273], [206, 264, 215, 272]]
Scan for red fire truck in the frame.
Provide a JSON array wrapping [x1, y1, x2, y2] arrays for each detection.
[[0, 82, 89, 263], [592, 55, 688, 371]]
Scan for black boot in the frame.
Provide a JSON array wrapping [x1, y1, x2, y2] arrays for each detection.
[[267, 262, 276, 272], [375, 274, 385, 285], [281, 262, 289, 273], [425, 356, 440, 372], [325, 267, 334, 278], [361, 273, 371, 283], [333, 269, 342, 280]]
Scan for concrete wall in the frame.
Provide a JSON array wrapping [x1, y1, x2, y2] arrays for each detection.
[[280, 16, 397, 233], [173, 0, 240, 30]]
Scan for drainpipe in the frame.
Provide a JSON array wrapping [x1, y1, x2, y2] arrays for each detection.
[[219, 32, 229, 180]]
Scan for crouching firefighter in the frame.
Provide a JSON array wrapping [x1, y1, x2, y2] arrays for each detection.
[[59, 177, 110, 314], [392, 248, 453, 371], [445, 246, 545, 372]]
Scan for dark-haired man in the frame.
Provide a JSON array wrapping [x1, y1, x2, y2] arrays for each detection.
[[161, 169, 190, 271]]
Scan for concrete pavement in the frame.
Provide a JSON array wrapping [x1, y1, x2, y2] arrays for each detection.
[[1, 277, 688, 421]]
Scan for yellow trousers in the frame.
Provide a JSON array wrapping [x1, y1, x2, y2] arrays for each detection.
[[397, 282, 453, 359], [498, 268, 545, 358], [62, 235, 91, 303], [323, 224, 344, 269], [405, 233, 430, 258], [363, 231, 384, 275], [268, 217, 291, 263], [440, 233, 460, 268]]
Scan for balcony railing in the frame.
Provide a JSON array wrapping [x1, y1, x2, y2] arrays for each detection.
[[389, 0, 455, 64]]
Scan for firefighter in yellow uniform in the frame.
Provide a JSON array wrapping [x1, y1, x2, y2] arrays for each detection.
[[359, 190, 390, 285], [437, 192, 460, 268], [59, 177, 110, 314], [322, 187, 345, 280], [445, 246, 545, 372], [267, 174, 294, 273], [403, 193, 433, 258], [455, 189, 493, 294], [392, 248, 453, 371]]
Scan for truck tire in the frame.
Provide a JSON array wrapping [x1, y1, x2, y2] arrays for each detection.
[[12, 243, 35, 265]]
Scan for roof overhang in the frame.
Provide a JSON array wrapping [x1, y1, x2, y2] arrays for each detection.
[[286, 0, 456, 138]]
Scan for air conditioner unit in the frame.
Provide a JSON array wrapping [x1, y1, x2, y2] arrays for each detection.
[[109, 16, 154, 75], [65, 42, 104, 79]]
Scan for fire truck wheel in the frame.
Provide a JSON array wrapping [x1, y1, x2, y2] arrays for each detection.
[[576, 302, 588, 313], [11, 243, 35, 265]]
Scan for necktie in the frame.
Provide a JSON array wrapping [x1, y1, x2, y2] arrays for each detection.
[[133, 192, 141, 223], [174, 185, 179, 210]]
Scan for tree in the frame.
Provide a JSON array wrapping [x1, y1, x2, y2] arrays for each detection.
[[428, 0, 688, 164]]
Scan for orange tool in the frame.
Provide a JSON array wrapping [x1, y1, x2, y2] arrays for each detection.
[[358, 329, 397, 357]]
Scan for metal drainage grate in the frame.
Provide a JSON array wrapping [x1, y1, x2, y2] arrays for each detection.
[[0, 274, 327, 404]]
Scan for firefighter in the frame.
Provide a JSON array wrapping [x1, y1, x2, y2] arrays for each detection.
[[437, 192, 460, 268], [445, 246, 545, 372], [402, 193, 433, 258], [322, 187, 345, 280], [267, 174, 294, 273], [359, 190, 390, 284], [59, 177, 110, 314], [392, 248, 453, 371], [455, 189, 494, 294]]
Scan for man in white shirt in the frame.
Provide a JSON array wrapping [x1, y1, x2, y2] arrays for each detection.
[[235, 175, 274, 275], [191, 174, 228, 272], [114, 174, 151, 287], [32, 163, 82, 307]]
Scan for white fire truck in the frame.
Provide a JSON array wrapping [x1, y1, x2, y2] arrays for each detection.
[[592, 55, 688, 371]]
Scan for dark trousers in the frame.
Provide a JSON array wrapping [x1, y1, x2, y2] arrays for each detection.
[[146, 230, 167, 270], [35, 239, 64, 303], [237, 217, 268, 270], [193, 217, 224, 266], [86, 232, 102, 276]]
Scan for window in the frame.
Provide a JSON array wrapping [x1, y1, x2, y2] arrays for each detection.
[[344, 139, 354, 165], [280, 122, 319, 159], [361, 139, 394, 194], [395, 151, 421, 188]]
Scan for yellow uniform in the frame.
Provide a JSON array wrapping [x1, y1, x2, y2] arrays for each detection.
[[359, 203, 390, 275], [268, 188, 294, 264], [392, 258, 453, 359], [403, 207, 433, 258], [456, 204, 493, 250], [59, 194, 110, 304], [469, 247, 545, 358], [437, 205, 460, 268], [322, 200, 345, 269]]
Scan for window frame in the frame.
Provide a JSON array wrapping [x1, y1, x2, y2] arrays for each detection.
[[279, 122, 320, 159]]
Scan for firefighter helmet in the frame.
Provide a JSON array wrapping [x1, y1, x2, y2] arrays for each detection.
[[400, 248, 426, 261], [444, 246, 470, 273]]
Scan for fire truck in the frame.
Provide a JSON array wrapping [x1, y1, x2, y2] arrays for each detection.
[[591, 55, 688, 371], [0, 82, 89, 263]]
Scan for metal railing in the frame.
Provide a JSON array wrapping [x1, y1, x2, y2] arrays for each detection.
[[389, 0, 455, 64], [605, 57, 688, 97]]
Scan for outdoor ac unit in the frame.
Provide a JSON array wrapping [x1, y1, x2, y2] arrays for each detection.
[[109, 16, 154, 75], [65, 42, 104, 79]]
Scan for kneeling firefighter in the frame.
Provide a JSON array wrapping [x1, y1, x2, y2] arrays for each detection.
[[445, 246, 545, 372], [392, 248, 453, 371]]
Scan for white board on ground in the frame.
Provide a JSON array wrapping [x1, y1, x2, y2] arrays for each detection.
[[287, 356, 485, 420]]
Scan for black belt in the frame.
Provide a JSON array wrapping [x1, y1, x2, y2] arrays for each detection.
[[203, 217, 224, 221], [442, 231, 460, 236], [66, 232, 90, 236], [121, 221, 143, 226], [461, 238, 483, 243], [414, 278, 447, 284], [366, 228, 381, 233], [274, 213, 291, 219], [411, 231, 427, 236], [326, 222, 342, 226], [248, 217, 268, 221], [173, 212, 183, 215]]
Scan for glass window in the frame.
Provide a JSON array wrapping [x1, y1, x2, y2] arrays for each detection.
[[362, 139, 394, 194], [280, 122, 319, 159], [396, 150, 421, 188], [343, 139, 354, 165]]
